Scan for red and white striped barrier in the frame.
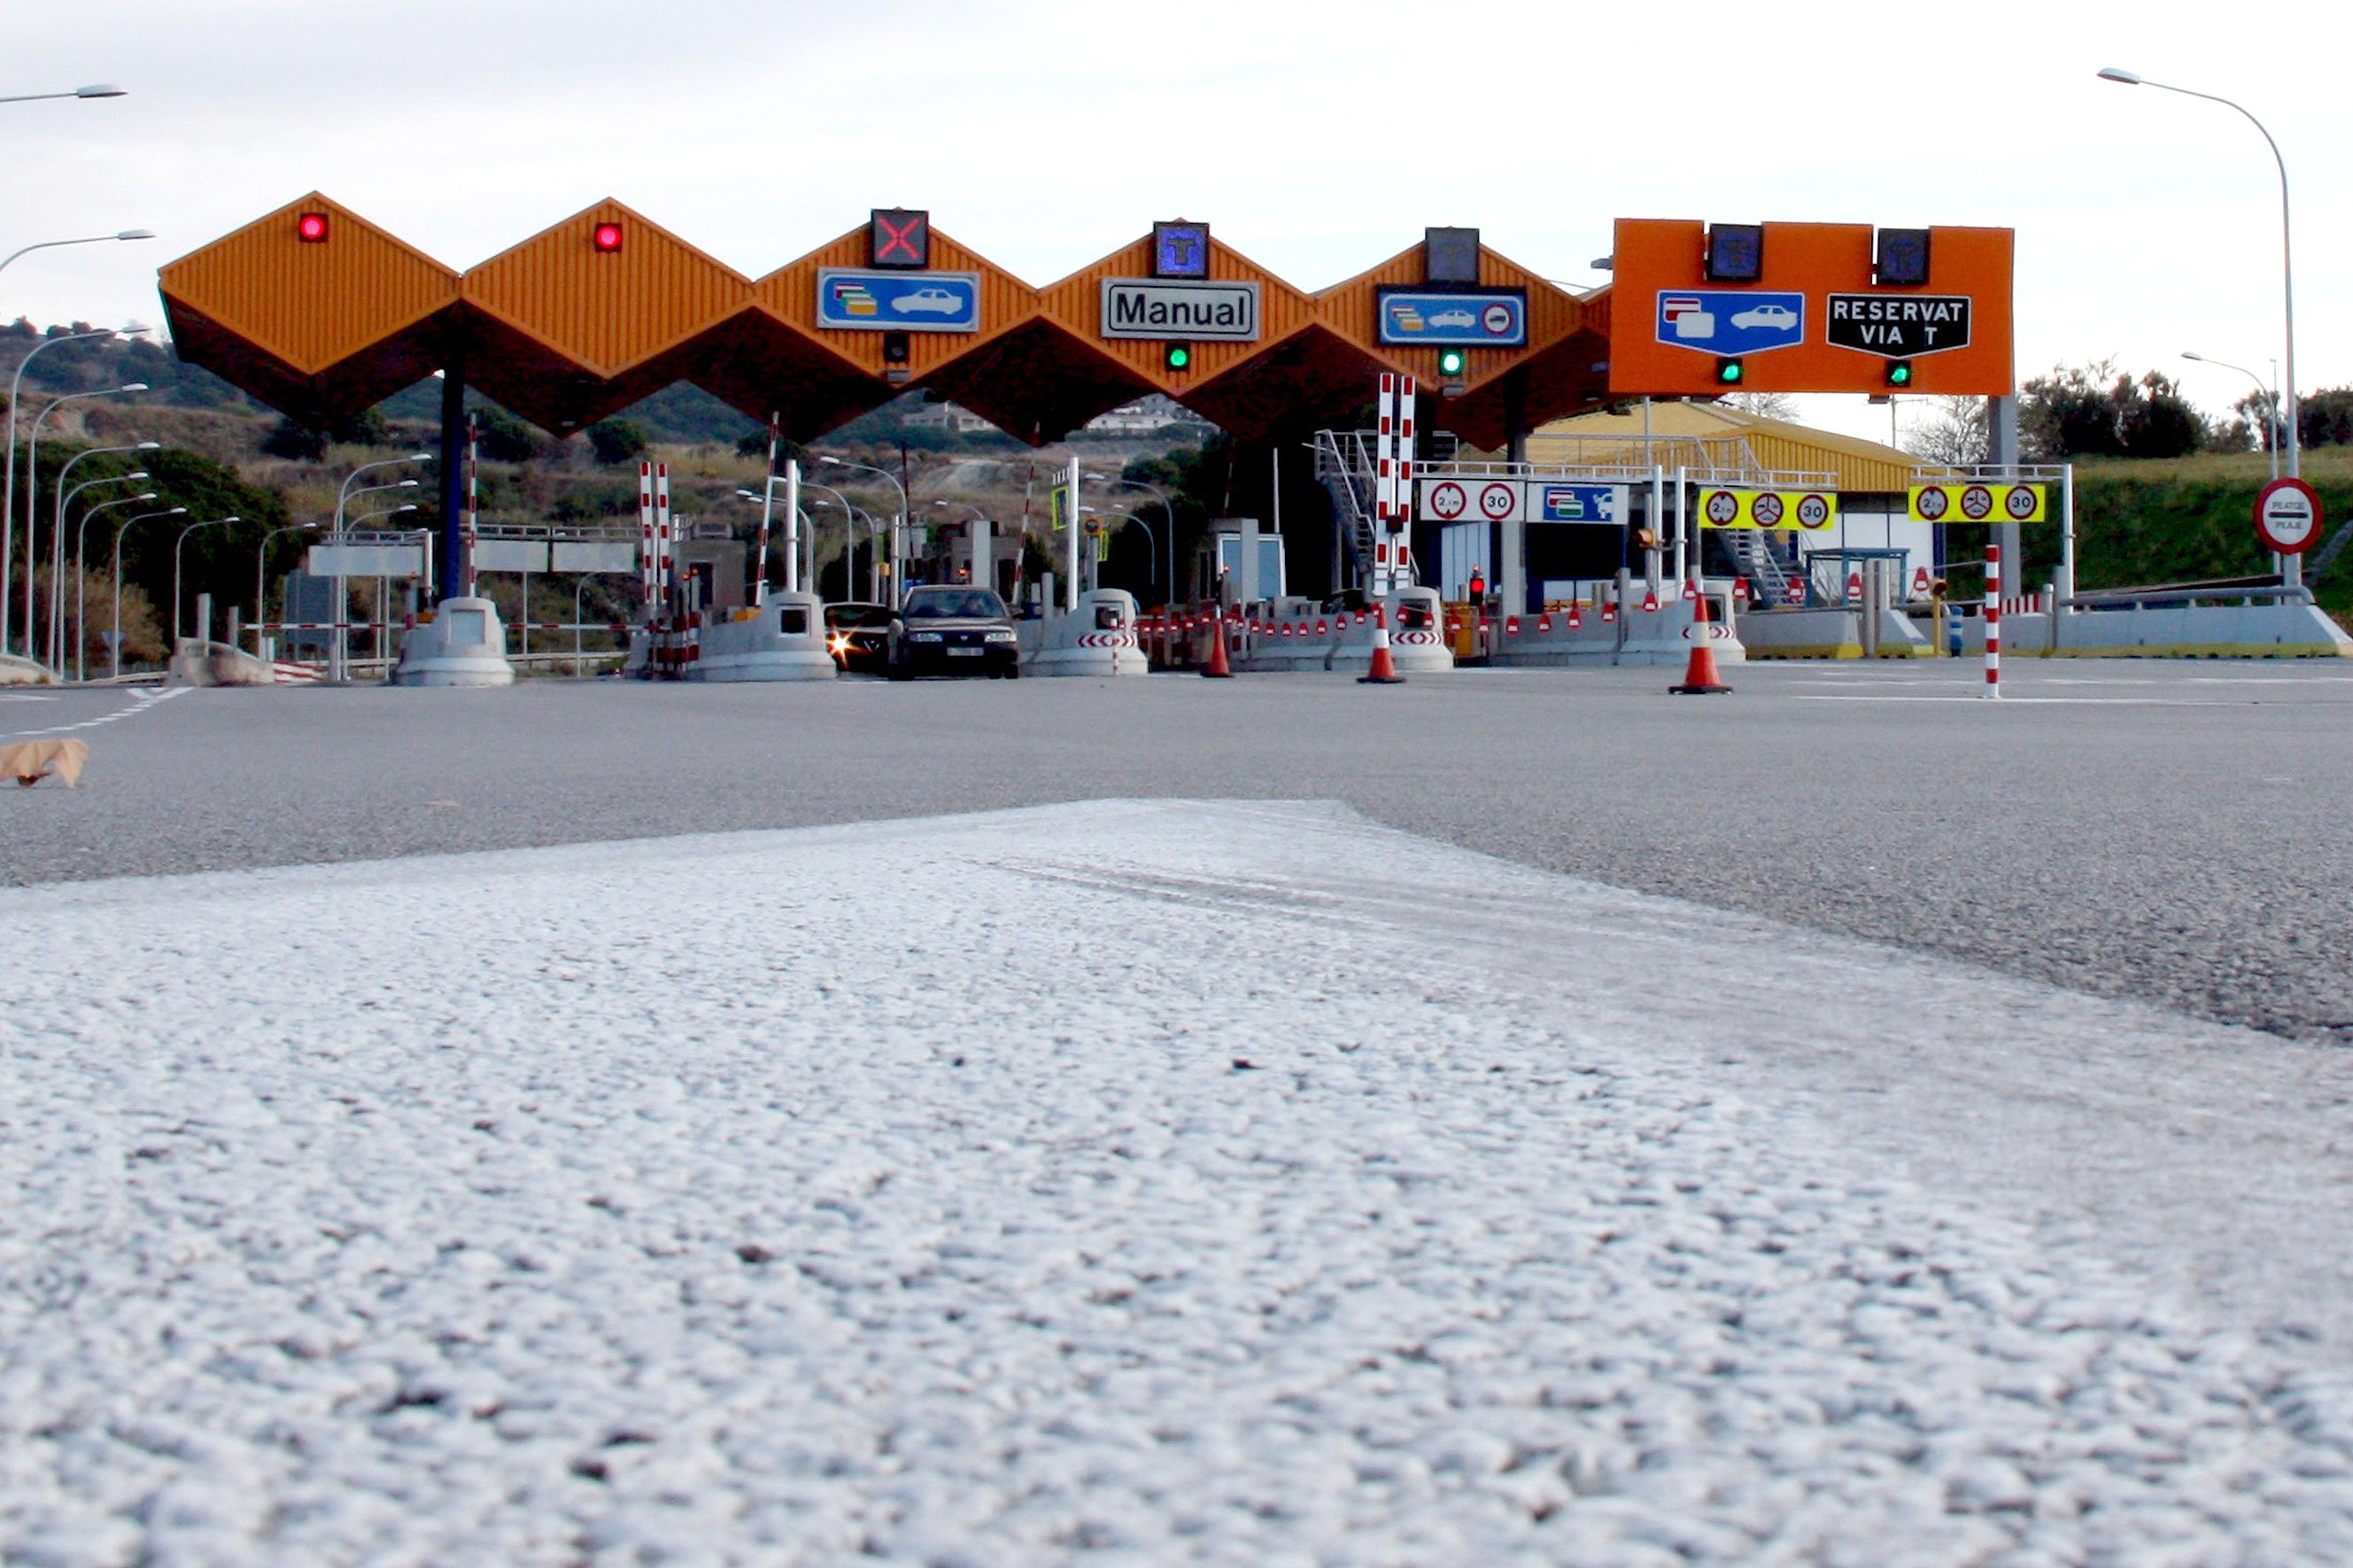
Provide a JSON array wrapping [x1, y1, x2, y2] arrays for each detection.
[[271, 660, 323, 684], [1984, 544, 2002, 699]]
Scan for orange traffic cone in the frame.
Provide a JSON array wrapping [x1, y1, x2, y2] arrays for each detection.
[[1358, 601, 1405, 684], [1201, 606, 1234, 678], [1669, 591, 1733, 695]]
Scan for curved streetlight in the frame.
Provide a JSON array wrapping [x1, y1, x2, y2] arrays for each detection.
[[61, 467, 152, 669], [0, 83, 129, 104], [816, 456, 908, 606], [1081, 504, 1157, 602], [326, 457, 430, 680], [1, 322, 149, 652], [53, 441, 162, 664], [173, 514, 239, 644], [60, 491, 156, 676], [22, 382, 144, 650], [253, 521, 322, 659], [809, 483, 887, 602], [2180, 351, 2280, 479], [0, 229, 155, 275], [109, 506, 184, 678], [1084, 472, 1177, 603], [2099, 70, 2301, 501]]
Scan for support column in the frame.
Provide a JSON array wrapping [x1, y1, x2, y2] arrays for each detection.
[[1987, 393, 2020, 581], [438, 352, 468, 600]]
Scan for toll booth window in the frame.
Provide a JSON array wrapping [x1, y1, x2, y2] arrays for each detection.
[[1397, 601, 1434, 629], [1094, 605, 1123, 630], [778, 606, 809, 636]]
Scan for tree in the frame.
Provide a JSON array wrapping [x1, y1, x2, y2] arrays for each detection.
[[585, 418, 648, 465], [260, 418, 329, 461], [2300, 388, 2353, 450], [472, 404, 544, 463], [2022, 359, 2209, 460], [1904, 397, 1988, 466]]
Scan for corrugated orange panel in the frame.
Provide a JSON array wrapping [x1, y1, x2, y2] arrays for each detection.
[[753, 226, 1043, 381], [1314, 241, 1588, 396], [461, 198, 750, 378], [1033, 236, 1323, 398], [157, 191, 458, 375]]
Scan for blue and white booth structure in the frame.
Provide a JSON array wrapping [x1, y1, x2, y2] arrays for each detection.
[[1026, 588, 1149, 677], [685, 591, 836, 682], [391, 597, 517, 687]]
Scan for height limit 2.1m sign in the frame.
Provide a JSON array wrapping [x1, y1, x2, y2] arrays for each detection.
[[1826, 295, 1972, 355]]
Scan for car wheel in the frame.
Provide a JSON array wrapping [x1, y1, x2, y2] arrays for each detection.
[[1003, 665, 1019, 681], [886, 662, 914, 682]]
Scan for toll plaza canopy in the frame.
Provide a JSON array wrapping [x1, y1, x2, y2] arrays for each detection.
[[158, 195, 1615, 447]]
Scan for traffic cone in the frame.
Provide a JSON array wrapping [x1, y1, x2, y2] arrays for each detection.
[[1641, 585, 1660, 613], [1201, 606, 1234, 678], [1536, 613, 1552, 633], [1358, 601, 1405, 684], [1669, 592, 1733, 695], [1682, 576, 1699, 601], [1733, 575, 1751, 603], [1567, 601, 1583, 629], [1785, 576, 1805, 606], [1601, 598, 1617, 623]]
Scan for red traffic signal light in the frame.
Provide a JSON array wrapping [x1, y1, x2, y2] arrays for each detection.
[[297, 212, 329, 243], [592, 222, 624, 253]]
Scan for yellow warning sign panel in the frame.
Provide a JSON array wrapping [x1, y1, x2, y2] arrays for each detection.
[[1695, 488, 1838, 531], [1908, 481, 2047, 524]]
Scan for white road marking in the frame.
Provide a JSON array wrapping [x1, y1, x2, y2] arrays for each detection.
[[0, 685, 190, 740]]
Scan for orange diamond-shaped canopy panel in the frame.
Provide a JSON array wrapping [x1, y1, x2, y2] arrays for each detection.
[[159, 205, 1618, 442], [158, 192, 461, 428]]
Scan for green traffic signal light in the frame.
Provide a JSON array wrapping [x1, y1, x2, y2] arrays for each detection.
[[1885, 359, 1915, 388], [1715, 357, 1745, 386], [1438, 347, 1467, 377], [1165, 343, 1191, 371]]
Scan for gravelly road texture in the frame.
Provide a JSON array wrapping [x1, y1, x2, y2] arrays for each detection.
[[6, 661, 2352, 1046]]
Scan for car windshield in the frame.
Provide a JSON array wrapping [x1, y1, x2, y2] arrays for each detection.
[[902, 591, 1006, 621]]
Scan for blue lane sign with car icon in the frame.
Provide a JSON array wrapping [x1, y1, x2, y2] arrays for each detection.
[[1376, 287, 1528, 347], [1653, 290, 1806, 356], [817, 268, 983, 333]]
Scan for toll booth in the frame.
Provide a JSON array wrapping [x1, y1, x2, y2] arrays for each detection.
[[1199, 520, 1285, 606], [673, 538, 747, 615]]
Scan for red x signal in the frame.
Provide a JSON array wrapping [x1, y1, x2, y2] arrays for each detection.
[[870, 208, 929, 269]]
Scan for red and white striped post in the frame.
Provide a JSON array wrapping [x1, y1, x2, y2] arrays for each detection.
[[461, 413, 480, 599], [1984, 543, 2002, 699], [638, 461, 655, 617], [655, 462, 674, 608]]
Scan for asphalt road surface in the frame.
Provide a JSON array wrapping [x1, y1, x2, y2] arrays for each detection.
[[8, 660, 2353, 1047]]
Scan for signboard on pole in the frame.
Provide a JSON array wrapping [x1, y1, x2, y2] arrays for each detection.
[[1415, 479, 1628, 525], [1908, 481, 2047, 524], [2255, 476, 2323, 554], [309, 544, 426, 578], [1607, 219, 2015, 397], [1694, 488, 1838, 531]]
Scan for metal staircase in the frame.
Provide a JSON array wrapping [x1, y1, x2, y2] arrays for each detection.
[[1311, 429, 1382, 591], [1722, 528, 1800, 604]]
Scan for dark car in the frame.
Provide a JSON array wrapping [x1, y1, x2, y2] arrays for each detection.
[[824, 600, 894, 674], [886, 586, 1021, 679]]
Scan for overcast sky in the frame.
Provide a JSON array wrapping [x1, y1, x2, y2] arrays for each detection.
[[6, 0, 2342, 443]]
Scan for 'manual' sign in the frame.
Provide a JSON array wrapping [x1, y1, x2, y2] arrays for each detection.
[[1826, 294, 1972, 355], [1100, 279, 1262, 341]]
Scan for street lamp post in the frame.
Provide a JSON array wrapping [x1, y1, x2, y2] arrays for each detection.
[[2180, 351, 2280, 480], [2100, 67, 2301, 582], [64, 475, 155, 672], [799, 480, 884, 600], [173, 515, 239, 644], [817, 457, 908, 607], [254, 521, 321, 659], [328, 457, 430, 680], [1081, 505, 1157, 602], [0, 83, 129, 104], [59, 490, 153, 676], [110, 506, 183, 678], [344, 502, 420, 664], [0, 321, 148, 653], [54, 442, 161, 666], [1085, 472, 1177, 606], [15, 378, 144, 659]]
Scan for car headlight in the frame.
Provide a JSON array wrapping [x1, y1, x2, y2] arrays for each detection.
[[909, 631, 943, 644], [985, 630, 1016, 643]]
